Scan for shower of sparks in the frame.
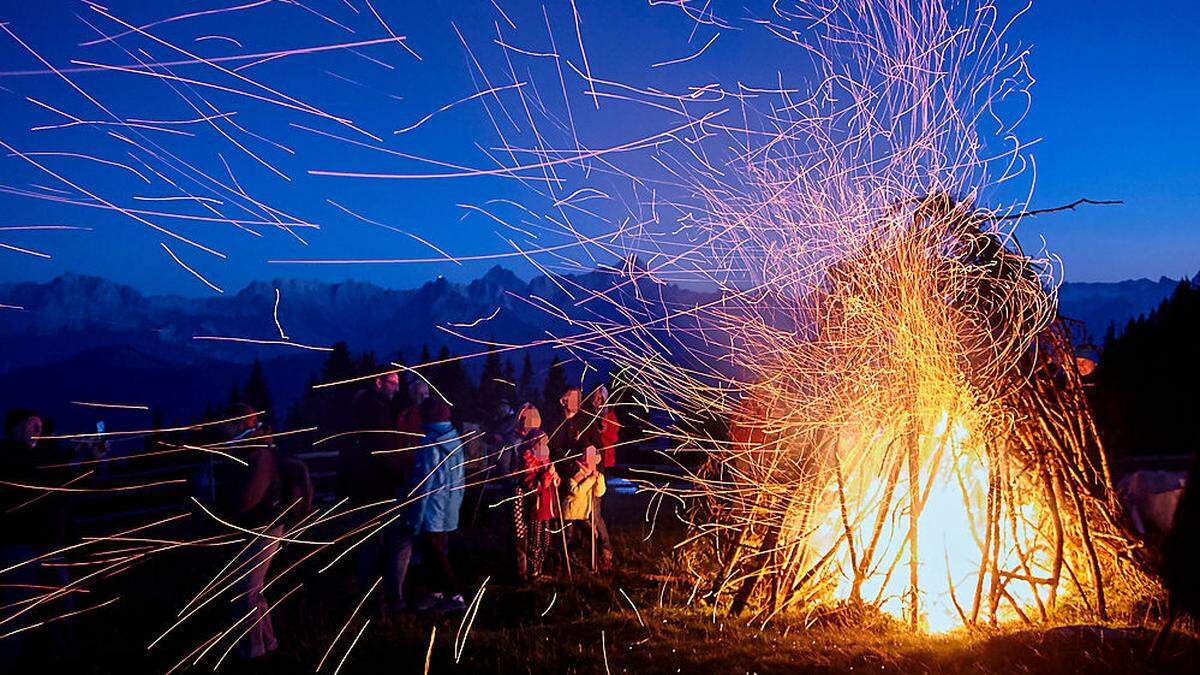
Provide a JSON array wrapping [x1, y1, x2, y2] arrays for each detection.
[[0, 0, 1160, 667]]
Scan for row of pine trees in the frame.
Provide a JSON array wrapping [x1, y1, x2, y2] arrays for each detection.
[[1092, 275, 1200, 458], [218, 341, 594, 451]]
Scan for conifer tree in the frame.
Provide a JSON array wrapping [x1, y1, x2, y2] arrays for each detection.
[[543, 355, 566, 411], [518, 352, 537, 405], [242, 358, 273, 421], [478, 347, 505, 412]]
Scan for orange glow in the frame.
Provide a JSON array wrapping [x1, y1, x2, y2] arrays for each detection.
[[807, 410, 1059, 632]]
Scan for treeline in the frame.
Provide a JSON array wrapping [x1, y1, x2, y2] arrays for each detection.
[[1093, 274, 1200, 458], [214, 342, 650, 459]]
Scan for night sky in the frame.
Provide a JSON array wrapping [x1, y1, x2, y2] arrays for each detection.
[[0, 0, 1196, 296]]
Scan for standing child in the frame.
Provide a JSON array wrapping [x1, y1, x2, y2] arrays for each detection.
[[504, 404, 541, 581], [563, 445, 608, 570], [582, 386, 618, 566], [520, 429, 559, 580]]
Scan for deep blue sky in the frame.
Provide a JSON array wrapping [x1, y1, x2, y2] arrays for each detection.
[[1007, 0, 1199, 283], [0, 0, 1196, 296]]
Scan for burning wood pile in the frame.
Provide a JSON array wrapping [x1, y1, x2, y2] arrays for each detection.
[[562, 0, 1159, 631], [686, 194, 1156, 631]]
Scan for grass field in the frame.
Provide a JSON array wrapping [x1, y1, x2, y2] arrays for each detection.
[[30, 491, 1200, 674]]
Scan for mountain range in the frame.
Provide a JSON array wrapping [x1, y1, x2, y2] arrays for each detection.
[[1057, 274, 1199, 345], [0, 264, 708, 430], [0, 267, 1189, 431]]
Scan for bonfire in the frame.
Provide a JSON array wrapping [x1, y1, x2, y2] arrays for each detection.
[[690, 194, 1155, 631], [554, 0, 1159, 631]]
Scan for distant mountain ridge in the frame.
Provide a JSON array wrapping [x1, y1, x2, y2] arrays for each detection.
[[1057, 273, 1200, 344], [0, 264, 707, 428], [1, 267, 1188, 366], [0, 267, 1190, 429], [0, 266, 643, 371]]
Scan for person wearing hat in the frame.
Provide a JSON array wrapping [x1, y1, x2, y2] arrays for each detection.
[[520, 428, 559, 580], [563, 445, 609, 570], [501, 403, 542, 581]]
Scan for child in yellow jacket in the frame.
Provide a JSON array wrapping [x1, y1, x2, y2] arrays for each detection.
[[564, 446, 611, 570]]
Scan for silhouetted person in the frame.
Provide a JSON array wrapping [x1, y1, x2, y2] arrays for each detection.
[[485, 400, 515, 450], [474, 398, 515, 524], [340, 372, 402, 502], [547, 386, 589, 462], [70, 434, 122, 481], [339, 372, 411, 614], [0, 409, 72, 666], [210, 404, 294, 660]]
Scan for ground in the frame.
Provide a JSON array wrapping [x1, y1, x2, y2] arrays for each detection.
[[34, 490, 1200, 674]]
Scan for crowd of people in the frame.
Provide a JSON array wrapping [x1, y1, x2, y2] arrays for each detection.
[[336, 374, 621, 619], [0, 375, 623, 665]]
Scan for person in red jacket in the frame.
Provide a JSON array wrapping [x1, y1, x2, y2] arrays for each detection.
[[585, 385, 620, 469], [503, 403, 541, 581], [520, 429, 559, 580]]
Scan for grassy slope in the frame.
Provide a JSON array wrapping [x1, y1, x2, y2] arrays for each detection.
[[46, 493, 1200, 674]]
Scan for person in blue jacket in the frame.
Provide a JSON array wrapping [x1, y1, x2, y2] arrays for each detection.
[[408, 396, 467, 612]]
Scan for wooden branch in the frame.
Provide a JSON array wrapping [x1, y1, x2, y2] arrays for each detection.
[[995, 198, 1123, 221], [907, 428, 921, 629]]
